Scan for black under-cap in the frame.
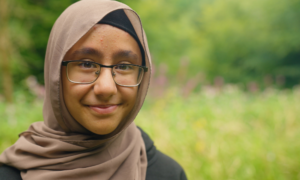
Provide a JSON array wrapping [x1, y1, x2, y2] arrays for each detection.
[[98, 9, 145, 66]]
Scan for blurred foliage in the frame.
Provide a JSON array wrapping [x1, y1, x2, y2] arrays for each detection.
[[7, 0, 78, 85], [137, 86, 300, 179], [194, 0, 300, 87], [4, 0, 300, 89]]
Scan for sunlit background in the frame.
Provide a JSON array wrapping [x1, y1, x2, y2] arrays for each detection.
[[0, 0, 300, 179]]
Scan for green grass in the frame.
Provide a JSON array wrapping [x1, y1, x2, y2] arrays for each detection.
[[1, 86, 300, 180]]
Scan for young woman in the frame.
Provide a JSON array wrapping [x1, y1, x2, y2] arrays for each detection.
[[0, 0, 187, 180]]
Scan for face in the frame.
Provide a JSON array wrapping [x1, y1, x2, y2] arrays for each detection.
[[62, 24, 142, 135]]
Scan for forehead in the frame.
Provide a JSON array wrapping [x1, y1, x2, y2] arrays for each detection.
[[64, 24, 142, 64], [91, 24, 131, 37], [75, 24, 134, 47]]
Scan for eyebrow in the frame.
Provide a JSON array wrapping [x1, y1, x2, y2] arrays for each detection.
[[70, 48, 140, 63], [70, 48, 101, 58], [112, 50, 139, 63]]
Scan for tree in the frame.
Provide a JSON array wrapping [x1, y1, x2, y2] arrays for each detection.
[[0, 0, 13, 103], [193, 0, 300, 87]]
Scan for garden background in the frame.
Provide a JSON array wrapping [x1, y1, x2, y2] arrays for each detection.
[[0, 0, 300, 179]]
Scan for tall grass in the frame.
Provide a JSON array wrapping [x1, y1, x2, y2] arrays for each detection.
[[137, 86, 300, 180], [1, 86, 300, 180]]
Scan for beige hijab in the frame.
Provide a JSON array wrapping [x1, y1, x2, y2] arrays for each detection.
[[0, 0, 152, 179]]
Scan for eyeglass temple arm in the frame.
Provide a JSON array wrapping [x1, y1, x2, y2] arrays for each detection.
[[61, 61, 68, 66], [143, 66, 148, 72]]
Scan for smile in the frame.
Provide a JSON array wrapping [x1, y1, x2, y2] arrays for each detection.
[[88, 104, 119, 115]]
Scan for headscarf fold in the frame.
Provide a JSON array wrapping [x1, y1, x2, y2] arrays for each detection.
[[0, 0, 152, 179]]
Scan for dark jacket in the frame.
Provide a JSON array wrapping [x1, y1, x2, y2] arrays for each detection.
[[0, 128, 187, 180]]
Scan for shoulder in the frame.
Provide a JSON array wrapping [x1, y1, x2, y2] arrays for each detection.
[[0, 128, 188, 180], [137, 127, 188, 180], [0, 165, 22, 180]]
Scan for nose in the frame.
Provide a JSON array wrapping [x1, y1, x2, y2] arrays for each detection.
[[93, 68, 117, 99]]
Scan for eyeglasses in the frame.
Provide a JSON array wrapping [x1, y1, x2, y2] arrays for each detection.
[[62, 60, 148, 87]]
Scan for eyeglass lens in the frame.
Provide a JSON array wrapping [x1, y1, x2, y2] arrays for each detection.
[[67, 61, 144, 86]]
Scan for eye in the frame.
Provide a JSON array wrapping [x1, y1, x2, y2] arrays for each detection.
[[115, 64, 134, 71], [78, 61, 97, 69]]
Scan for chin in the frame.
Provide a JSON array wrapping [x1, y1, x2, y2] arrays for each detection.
[[87, 123, 119, 135]]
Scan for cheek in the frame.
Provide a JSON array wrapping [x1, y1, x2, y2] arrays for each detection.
[[62, 69, 89, 104], [119, 87, 138, 107], [64, 85, 91, 105]]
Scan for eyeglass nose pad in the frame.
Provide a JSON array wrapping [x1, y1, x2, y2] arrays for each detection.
[[95, 70, 100, 75], [112, 72, 116, 77]]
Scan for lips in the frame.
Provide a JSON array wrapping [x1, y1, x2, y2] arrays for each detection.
[[88, 104, 118, 115]]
